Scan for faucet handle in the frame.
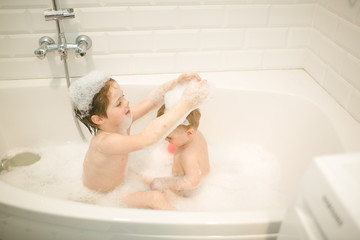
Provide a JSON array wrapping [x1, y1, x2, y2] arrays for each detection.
[[34, 36, 55, 59], [75, 35, 92, 57], [38, 36, 55, 46]]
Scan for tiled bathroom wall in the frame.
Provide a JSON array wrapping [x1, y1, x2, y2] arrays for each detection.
[[0, 0, 314, 80], [0, 0, 359, 121], [305, 0, 360, 122]]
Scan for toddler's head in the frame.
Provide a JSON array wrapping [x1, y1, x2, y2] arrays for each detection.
[[157, 105, 201, 130], [157, 105, 201, 146], [69, 70, 115, 135]]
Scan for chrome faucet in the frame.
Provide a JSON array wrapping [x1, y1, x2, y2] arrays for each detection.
[[34, 34, 92, 59], [75, 35, 92, 57], [34, 5, 92, 60], [34, 36, 56, 59], [66, 35, 93, 58]]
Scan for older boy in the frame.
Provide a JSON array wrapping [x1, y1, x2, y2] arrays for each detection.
[[69, 71, 210, 210]]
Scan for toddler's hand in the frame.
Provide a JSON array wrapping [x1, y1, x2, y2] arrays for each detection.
[[141, 175, 153, 186], [182, 79, 211, 109], [150, 178, 167, 191]]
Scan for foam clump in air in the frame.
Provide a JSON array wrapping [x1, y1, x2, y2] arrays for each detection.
[[68, 70, 110, 118]]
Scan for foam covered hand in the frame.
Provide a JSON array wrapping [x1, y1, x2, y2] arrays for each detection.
[[147, 73, 202, 106], [177, 73, 201, 84], [150, 178, 167, 192], [182, 79, 211, 109]]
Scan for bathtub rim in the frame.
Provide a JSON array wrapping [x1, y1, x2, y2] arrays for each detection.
[[0, 180, 284, 226]]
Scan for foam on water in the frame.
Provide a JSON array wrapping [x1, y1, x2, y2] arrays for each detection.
[[0, 141, 285, 211]]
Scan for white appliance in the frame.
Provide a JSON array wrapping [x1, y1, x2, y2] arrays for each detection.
[[278, 153, 360, 240]]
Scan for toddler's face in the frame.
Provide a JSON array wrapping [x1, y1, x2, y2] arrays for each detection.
[[165, 126, 190, 147]]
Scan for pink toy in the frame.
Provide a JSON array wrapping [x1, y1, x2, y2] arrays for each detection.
[[167, 143, 176, 154]]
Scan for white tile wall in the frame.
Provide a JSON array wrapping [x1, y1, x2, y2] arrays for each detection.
[[0, 2, 313, 80], [244, 28, 288, 49], [305, 2, 360, 122], [131, 6, 178, 29], [309, 31, 346, 74], [323, 68, 352, 107], [335, 19, 360, 59], [303, 49, 326, 84], [0, 0, 359, 121], [0, 9, 31, 34], [287, 28, 312, 47], [200, 29, 244, 50], [222, 50, 263, 70], [269, 4, 314, 26], [225, 5, 269, 27], [262, 49, 305, 68], [155, 30, 199, 51], [348, 90, 360, 121], [342, 53, 360, 91]]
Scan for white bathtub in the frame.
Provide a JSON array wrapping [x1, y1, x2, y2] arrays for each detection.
[[0, 70, 359, 240]]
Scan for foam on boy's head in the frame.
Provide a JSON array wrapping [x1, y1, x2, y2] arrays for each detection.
[[69, 70, 110, 118]]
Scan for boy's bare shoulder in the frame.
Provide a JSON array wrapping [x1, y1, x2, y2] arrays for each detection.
[[89, 132, 118, 150]]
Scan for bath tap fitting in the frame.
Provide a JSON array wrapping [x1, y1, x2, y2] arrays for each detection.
[[34, 36, 56, 59], [75, 35, 92, 57], [34, 35, 92, 59], [34, 5, 92, 60], [67, 35, 93, 58], [44, 8, 75, 21]]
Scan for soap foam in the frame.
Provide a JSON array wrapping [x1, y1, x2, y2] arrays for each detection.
[[164, 84, 187, 111], [68, 70, 110, 118], [0, 141, 285, 211], [163, 80, 213, 128]]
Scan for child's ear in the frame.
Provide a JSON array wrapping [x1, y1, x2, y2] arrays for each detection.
[[91, 115, 104, 125], [186, 127, 195, 137]]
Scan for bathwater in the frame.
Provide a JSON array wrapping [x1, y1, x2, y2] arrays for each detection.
[[0, 141, 285, 211]]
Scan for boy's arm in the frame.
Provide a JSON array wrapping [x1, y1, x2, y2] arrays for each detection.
[[150, 156, 202, 192], [97, 97, 195, 154], [130, 99, 157, 122]]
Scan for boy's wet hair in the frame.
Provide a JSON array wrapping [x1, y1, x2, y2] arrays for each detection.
[[74, 79, 115, 135], [157, 104, 201, 130]]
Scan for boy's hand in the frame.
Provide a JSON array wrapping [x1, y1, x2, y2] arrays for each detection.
[[147, 73, 202, 106], [177, 73, 201, 84]]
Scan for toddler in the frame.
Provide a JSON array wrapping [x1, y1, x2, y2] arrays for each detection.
[[69, 71, 210, 210], [149, 85, 210, 198]]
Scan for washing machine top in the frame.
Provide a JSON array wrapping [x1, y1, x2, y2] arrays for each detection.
[[301, 153, 360, 240]]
